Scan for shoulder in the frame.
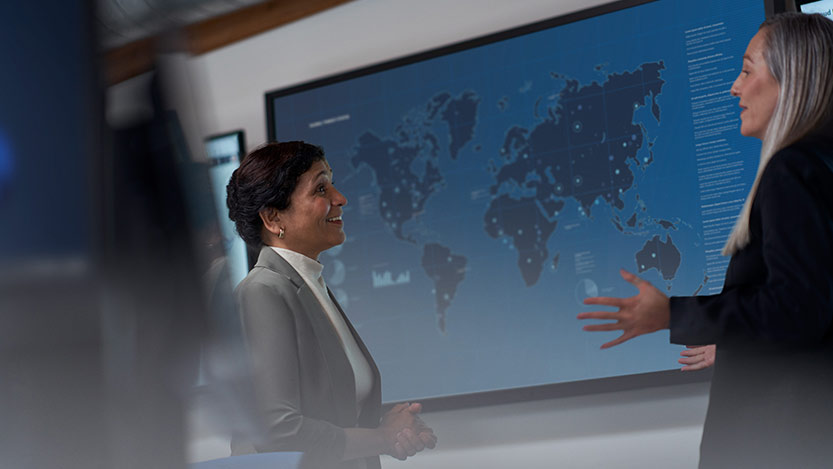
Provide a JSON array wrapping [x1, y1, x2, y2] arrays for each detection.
[[770, 135, 833, 171], [756, 137, 833, 215], [762, 137, 833, 188], [236, 266, 300, 308]]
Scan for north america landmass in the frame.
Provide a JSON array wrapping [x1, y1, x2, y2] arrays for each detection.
[[351, 61, 685, 332]]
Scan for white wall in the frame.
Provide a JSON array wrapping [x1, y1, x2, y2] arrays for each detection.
[[109, 0, 712, 466]]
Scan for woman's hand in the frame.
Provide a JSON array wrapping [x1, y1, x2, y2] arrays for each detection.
[[380, 402, 436, 460], [679, 344, 715, 371], [577, 269, 671, 348]]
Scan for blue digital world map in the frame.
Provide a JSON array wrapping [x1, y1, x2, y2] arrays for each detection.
[[267, 0, 765, 400]]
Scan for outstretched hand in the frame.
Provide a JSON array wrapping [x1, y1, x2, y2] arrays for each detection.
[[577, 269, 671, 348]]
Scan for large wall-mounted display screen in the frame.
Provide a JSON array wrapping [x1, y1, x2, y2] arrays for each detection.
[[266, 0, 765, 402]]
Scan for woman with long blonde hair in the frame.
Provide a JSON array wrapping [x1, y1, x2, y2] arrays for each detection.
[[580, 12, 833, 467]]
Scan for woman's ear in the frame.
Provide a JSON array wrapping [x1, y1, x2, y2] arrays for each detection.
[[259, 207, 282, 234]]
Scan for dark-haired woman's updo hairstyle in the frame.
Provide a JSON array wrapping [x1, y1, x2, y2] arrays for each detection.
[[226, 141, 325, 246]]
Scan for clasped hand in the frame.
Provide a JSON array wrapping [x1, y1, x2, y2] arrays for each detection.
[[380, 402, 437, 461], [577, 269, 671, 348]]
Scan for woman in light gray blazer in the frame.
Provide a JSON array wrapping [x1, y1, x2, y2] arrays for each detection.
[[226, 142, 436, 469]]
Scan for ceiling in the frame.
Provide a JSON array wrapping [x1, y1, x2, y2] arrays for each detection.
[[97, 0, 269, 49]]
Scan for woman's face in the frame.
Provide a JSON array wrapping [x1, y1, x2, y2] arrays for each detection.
[[730, 29, 780, 140], [277, 159, 347, 259]]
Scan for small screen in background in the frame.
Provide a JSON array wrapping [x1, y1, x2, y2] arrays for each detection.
[[799, 0, 833, 17], [205, 132, 249, 288]]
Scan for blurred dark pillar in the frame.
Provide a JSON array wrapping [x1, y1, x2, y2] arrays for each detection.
[[0, 2, 205, 468]]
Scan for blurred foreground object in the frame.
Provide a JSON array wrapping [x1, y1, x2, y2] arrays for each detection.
[[0, 1, 213, 467]]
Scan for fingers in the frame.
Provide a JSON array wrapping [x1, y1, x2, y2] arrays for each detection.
[[680, 360, 711, 372], [619, 269, 643, 286], [391, 442, 407, 460], [406, 402, 422, 414], [582, 322, 622, 332], [680, 344, 715, 371], [678, 355, 703, 365], [397, 428, 423, 455], [418, 430, 437, 449], [577, 311, 621, 321], [583, 296, 625, 307], [601, 331, 635, 349], [388, 402, 409, 414]]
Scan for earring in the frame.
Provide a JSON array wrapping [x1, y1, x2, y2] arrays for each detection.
[[278, 227, 285, 239]]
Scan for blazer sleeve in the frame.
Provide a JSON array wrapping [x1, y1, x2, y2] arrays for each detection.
[[237, 277, 347, 460], [670, 148, 833, 345]]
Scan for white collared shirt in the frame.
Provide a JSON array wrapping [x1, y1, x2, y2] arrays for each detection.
[[270, 247, 373, 414]]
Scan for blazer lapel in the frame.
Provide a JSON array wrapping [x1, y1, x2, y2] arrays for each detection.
[[328, 288, 382, 426], [255, 247, 358, 427]]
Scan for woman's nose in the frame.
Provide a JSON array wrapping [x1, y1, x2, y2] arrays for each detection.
[[332, 188, 348, 206], [730, 76, 741, 97]]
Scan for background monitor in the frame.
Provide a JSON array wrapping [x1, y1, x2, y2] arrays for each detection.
[[796, 0, 833, 16], [265, 0, 766, 403], [205, 130, 249, 288]]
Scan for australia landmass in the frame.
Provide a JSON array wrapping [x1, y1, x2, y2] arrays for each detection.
[[635, 234, 681, 282]]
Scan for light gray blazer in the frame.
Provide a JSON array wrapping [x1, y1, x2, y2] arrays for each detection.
[[231, 247, 382, 469]]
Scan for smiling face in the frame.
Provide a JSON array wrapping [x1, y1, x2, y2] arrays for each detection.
[[731, 29, 780, 140], [272, 159, 347, 259]]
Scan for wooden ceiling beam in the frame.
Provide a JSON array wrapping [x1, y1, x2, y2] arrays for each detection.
[[104, 0, 354, 85]]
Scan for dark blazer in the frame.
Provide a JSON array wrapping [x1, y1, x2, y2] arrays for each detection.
[[670, 135, 833, 468], [231, 247, 382, 469]]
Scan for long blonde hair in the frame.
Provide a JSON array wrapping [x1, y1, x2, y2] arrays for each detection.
[[723, 13, 833, 255]]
